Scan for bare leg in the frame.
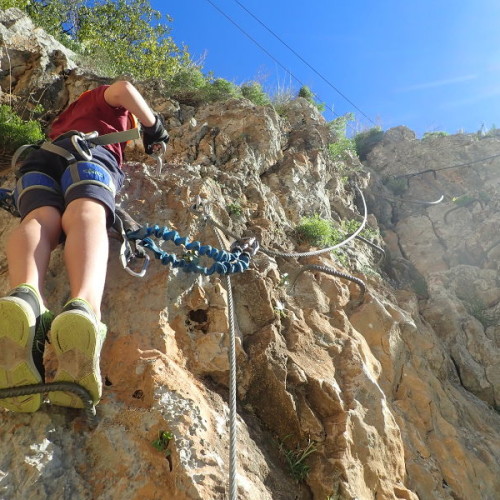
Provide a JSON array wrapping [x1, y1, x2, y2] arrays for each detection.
[[6, 206, 62, 294], [61, 198, 108, 321]]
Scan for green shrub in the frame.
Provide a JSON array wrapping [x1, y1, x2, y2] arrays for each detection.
[[298, 85, 325, 112], [166, 67, 207, 101], [354, 127, 384, 160], [16, 0, 190, 80], [241, 82, 271, 106], [0, 105, 44, 153], [0, 0, 30, 8], [226, 202, 243, 217], [328, 138, 356, 161], [203, 78, 240, 102], [296, 215, 377, 247], [384, 177, 408, 195], [296, 215, 337, 247], [327, 113, 357, 161], [278, 436, 317, 483], [422, 131, 448, 139]]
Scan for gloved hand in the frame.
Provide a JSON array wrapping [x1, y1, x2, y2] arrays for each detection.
[[142, 113, 169, 155]]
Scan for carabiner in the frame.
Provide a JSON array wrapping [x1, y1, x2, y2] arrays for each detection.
[[71, 131, 98, 161], [124, 252, 150, 278], [151, 142, 167, 176]]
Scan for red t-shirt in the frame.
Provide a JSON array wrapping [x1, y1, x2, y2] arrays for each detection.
[[49, 85, 131, 165]]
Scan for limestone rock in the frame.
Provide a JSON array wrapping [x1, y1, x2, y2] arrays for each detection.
[[0, 10, 499, 500]]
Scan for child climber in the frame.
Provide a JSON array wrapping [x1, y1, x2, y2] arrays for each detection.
[[0, 80, 169, 412]]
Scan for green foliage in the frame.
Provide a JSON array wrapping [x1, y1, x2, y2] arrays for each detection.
[[165, 66, 207, 102], [0, 105, 44, 153], [278, 436, 317, 483], [422, 131, 449, 140], [296, 215, 368, 245], [354, 126, 384, 160], [21, 0, 190, 79], [329, 113, 355, 138], [165, 68, 245, 104], [296, 215, 338, 247], [241, 81, 271, 106], [384, 176, 408, 195], [0, 0, 30, 8], [328, 138, 356, 161], [298, 85, 325, 112], [296, 215, 377, 268], [203, 78, 239, 102], [451, 194, 477, 207], [226, 202, 243, 217], [328, 113, 356, 161], [151, 430, 173, 458]]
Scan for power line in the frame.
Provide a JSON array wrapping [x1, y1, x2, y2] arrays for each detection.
[[231, 0, 377, 127], [203, 0, 338, 118]]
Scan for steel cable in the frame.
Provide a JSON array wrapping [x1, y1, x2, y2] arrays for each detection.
[[0, 382, 97, 428]]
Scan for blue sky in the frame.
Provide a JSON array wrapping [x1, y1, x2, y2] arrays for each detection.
[[151, 0, 500, 137]]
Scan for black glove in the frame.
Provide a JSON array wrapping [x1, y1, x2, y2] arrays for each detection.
[[142, 113, 169, 154]]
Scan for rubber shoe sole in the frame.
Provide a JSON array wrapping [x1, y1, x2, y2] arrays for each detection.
[[49, 310, 104, 408], [0, 298, 42, 412]]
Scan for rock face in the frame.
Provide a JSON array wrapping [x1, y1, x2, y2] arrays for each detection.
[[1, 9, 499, 500]]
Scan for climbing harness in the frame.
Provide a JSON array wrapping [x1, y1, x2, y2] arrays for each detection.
[[10, 128, 141, 170]]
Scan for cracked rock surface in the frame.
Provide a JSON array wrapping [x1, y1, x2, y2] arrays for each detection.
[[1, 10, 499, 500]]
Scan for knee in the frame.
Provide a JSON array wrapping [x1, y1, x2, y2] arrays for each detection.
[[62, 198, 108, 230], [16, 206, 62, 249]]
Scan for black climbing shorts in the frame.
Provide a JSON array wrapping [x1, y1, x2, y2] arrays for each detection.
[[16, 137, 125, 226]]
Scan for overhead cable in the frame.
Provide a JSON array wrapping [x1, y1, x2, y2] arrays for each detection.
[[203, 0, 338, 117], [231, 0, 377, 126], [392, 152, 500, 180]]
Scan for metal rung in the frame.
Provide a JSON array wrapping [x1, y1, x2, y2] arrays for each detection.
[[0, 382, 97, 428]]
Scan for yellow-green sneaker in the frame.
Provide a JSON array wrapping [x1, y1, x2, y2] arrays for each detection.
[[0, 284, 54, 413], [49, 298, 107, 408]]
